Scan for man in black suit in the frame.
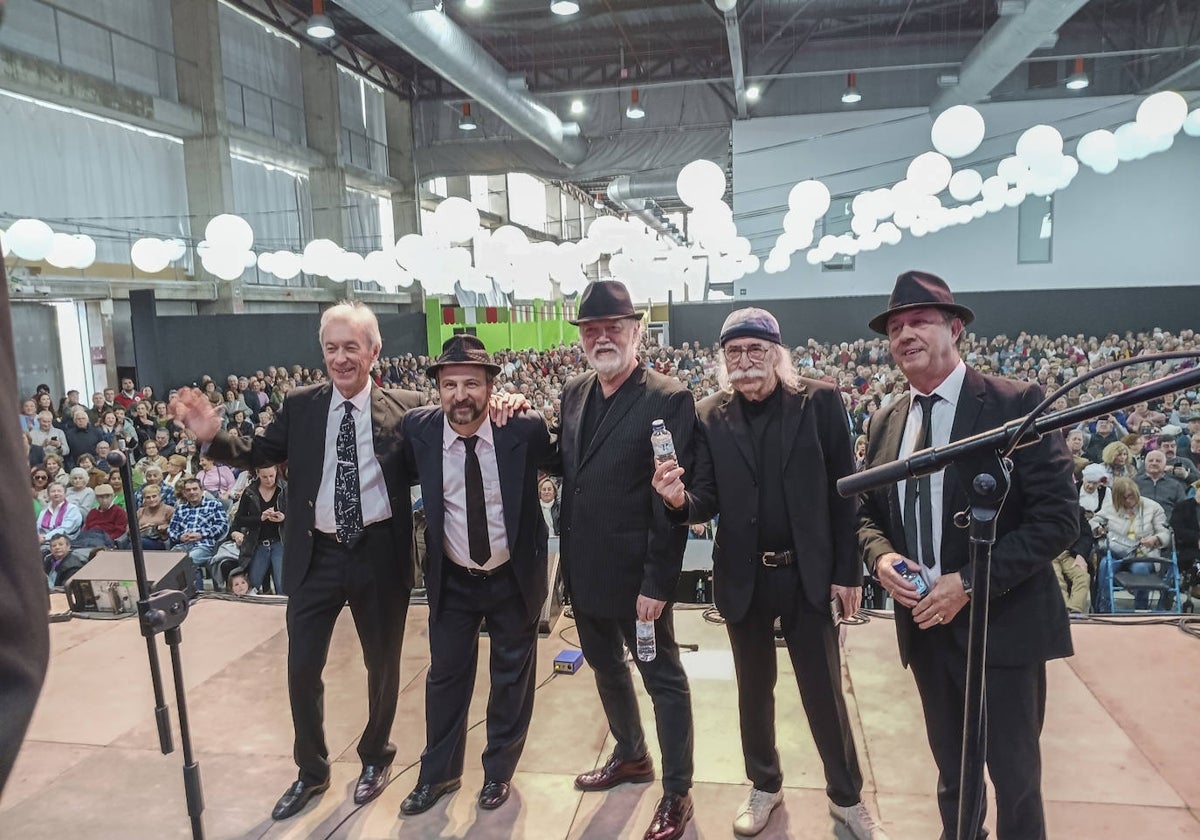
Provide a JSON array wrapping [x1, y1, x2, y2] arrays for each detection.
[[171, 301, 423, 820], [652, 308, 888, 839], [398, 335, 553, 815], [857, 271, 1077, 840], [557, 280, 697, 840]]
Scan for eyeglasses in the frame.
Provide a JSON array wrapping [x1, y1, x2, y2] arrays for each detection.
[[724, 345, 770, 363], [33, 474, 48, 481]]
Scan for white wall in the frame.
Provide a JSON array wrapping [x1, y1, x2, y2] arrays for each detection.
[[732, 94, 1200, 298]]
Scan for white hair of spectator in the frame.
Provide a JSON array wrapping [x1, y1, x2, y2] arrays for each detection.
[[319, 300, 382, 353], [716, 343, 799, 393]]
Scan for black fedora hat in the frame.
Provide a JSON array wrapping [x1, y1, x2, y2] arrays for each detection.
[[868, 270, 975, 335], [569, 280, 642, 325], [426, 334, 501, 378]]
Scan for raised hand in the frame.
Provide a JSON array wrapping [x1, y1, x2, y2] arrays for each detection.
[[169, 387, 222, 444]]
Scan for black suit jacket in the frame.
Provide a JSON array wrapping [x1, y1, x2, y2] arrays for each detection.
[[677, 379, 859, 622], [555, 366, 695, 619], [206, 383, 424, 596], [403, 406, 553, 622], [858, 366, 1077, 668]]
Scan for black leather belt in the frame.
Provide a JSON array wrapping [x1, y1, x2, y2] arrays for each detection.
[[757, 550, 795, 567], [451, 561, 509, 578]]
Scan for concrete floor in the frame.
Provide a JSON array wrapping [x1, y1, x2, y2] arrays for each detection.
[[2, 597, 1198, 839]]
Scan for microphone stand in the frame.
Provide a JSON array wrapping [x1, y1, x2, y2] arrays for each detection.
[[108, 449, 206, 840], [837, 360, 1200, 840]]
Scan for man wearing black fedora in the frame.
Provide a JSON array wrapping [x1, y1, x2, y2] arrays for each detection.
[[556, 280, 698, 840], [857, 270, 1077, 839], [398, 335, 554, 815]]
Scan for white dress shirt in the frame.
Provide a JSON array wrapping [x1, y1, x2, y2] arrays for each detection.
[[314, 383, 392, 533], [898, 360, 967, 585], [441, 417, 510, 572]]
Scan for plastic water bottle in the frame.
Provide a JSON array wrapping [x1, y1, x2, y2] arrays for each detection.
[[635, 619, 657, 661], [891, 559, 930, 598], [695, 575, 706, 603], [651, 419, 676, 465]]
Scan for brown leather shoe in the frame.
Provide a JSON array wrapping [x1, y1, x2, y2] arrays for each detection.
[[574, 752, 655, 791], [644, 793, 694, 840]]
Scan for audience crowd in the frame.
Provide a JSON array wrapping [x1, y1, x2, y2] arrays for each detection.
[[24, 325, 1200, 609]]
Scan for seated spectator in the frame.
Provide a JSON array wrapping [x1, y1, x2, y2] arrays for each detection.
[[111, 405, 138, 452], [133, 440, 168, 478], [107, 469, 128, 509], [179, 438, 202, 474], [196, 454, 237, 501], [19, 398, 37, 433], [34, 391, 54, 416], [1125, 401, 1167, 434], [1158, 434, 1200, 485], [1085, 415, 1123, 463], [1122, 432, 1147, 473], [1053, 507, 1096, 615], [82, 484, 130, 549], [136, 464, 177, 507], [231, 465, 286, 594], [1064, 429, 1089, 479], [131, 400, 158, 449], [227, 409, 253, 438], [1169, 481, 1200, 586], [64, 468, 97, 514], [85, 391, 107, 425], [1135, 450, 1187, 519], [537, 476, 560, 536], [1102, 441, 1136, 483], [44, 534, 89, 587], [853, 434, 868, 472], [137, 483, 174, 549], [164, 454, 189, 497], [29, 411, 69, 461], [114, 377, 140, 409], [94, 411, 119, 446], [43, 453, 69, 488], [168, 478, 230, 590], [152, 426, 176, 458], [37, 482, 83, 549], [226, 567, 252, 596], [56, 390, 83, 425], [76, 452, 108, 488], [1091, 477, 1170, 610], [31, 466, 51, 512], [62, 408, 104, 469]]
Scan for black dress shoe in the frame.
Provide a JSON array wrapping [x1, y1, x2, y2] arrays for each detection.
[[354, 764, 391, 805], [478, 780, 510, 810], [271, 778, 330, 820], [574, 752, 655, 791], [399, 778, 462, 816], [643, 792, 694, 840]]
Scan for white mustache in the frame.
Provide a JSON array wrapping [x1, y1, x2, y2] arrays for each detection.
[[729, 368, 768, 382]]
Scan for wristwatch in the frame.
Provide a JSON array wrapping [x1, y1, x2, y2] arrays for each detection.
[[959, 566, 974, 597]]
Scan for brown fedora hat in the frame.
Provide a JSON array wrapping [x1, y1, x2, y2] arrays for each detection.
[[426, 334, 501, 378], [569, 280, 642, 325], [868, 270, 975, 335]]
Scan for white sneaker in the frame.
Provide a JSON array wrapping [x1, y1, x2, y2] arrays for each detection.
[[733, 787, 784, 836], [829, 800, 890, 840]]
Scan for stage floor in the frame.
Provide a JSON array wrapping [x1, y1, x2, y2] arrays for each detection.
[[2, 597, 1198, 839]]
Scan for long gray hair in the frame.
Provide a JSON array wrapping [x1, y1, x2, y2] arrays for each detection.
[[716, 343, 799, 393]]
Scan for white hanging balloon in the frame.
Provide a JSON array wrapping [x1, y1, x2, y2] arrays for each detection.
[[201, 250, 245, 281], [850, 214, 876, 237], [431, 196, 480, 244], [876, 222, 902, 246], [980, 175, 1008, 202], [1054, 155, 1080, 190], [166, 239, 187, 262], [272, 251, 303, 280], [131, 237, 172, 274], [1076, 129, 1119, 173], [1184, 109, 1200, 138], [676, 159, 727, 209], [394, 233, 426, 269], [69, 235, 97, 270], [1136, 91, 1189, 137], [906, 152, 953, 195], [996, 156, 1027, 186], [1003, 187, 1027, 208], [804, 249, 823, 266], [1015, 125, 1064, 174], [1114, 122, 1153, 162], [930, 104, 986, 159], [302, 238, 342, 277], [787, 179, 832, 219], [46, 233, 81, 269], [948, 168, 983, 203], [256, 252, 275, 274], [204, 214, 254, 252], [242, 251, 259, 269], [6, 218, 54, 261]]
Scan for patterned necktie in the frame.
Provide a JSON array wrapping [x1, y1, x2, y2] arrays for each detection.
[[459, 435, 491, 566], [904, 394, 942, 569], [334, 400, 363, 544]]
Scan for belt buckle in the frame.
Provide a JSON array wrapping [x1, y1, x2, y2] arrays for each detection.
[[761, 551, 785, 568]]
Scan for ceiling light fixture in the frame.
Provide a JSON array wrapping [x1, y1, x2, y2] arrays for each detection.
[[841, 72, 862, 104], [465, 0, 485, 8], [626, 87, 645, 119], [458, 102, 478, 131], [746, 85, 761, 102], [570, 98, 585, 115], [1065, 57, 1089, 91], [305, 0, 335, 39], [593, 193, 605, 210], [550, 0, 580, 15]]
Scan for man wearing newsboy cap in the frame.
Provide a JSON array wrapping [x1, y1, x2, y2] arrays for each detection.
[[857, 271, 1077, 840]]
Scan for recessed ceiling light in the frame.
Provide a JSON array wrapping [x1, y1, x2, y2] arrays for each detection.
[[465, 0, 485, 8], [550, 0, 580, 15], [570, 98, 585, 115], [746, 85, 761, 102]]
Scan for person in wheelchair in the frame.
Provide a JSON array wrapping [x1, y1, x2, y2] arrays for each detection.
[[1090, 477, 1171, 609]]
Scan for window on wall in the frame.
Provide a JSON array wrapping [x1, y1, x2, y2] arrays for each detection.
[[424, 177, 448, 198], [821, 194, 854, 271], [1018, 194, 1053, 263], [469, 175, 492, 213], [507, 173, 547, 230]]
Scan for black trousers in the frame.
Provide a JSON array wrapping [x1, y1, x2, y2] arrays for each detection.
[[724, 563, 863, 806], [574, 607, 694, 796], [908, 624, 1049, 840], [286, 524, 410, 785], [419, 563, 539, 785]]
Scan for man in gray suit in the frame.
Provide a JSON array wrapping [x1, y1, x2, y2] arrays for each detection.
[[557, 280, 698, 840]]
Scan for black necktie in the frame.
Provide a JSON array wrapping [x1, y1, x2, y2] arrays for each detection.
[[460, 435, 491, 566], [904, 394, 941, 569], [334, 400, 363, 544]]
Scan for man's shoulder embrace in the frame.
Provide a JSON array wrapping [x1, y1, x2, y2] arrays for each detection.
[[377, 385, 426, 411]]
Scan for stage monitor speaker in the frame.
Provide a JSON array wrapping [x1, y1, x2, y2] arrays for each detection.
[[65, 550, 192, 615]]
